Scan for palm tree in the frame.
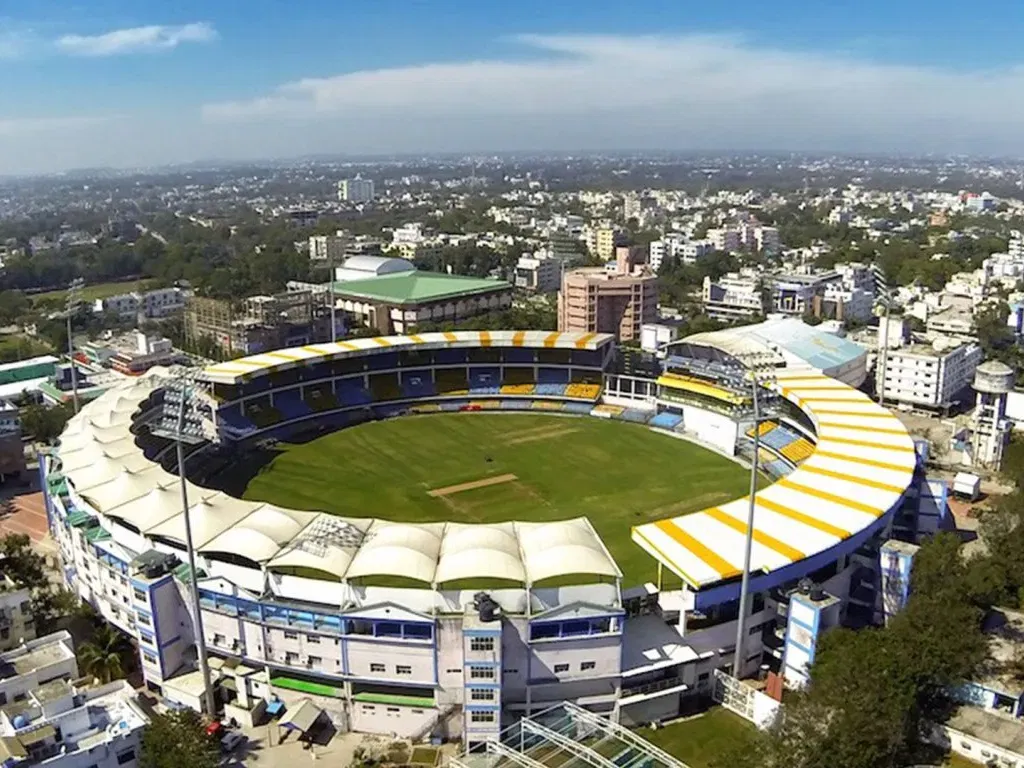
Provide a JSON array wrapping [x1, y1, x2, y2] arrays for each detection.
[[78, 625, 129, 683]]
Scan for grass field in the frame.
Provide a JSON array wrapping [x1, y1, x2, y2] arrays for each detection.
[[639, 708, 756, 768], [30, 278, 159, 305], [241, 412, 754, 586]]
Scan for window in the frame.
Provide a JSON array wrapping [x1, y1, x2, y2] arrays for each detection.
[[554, 664, 569, 674], [370, 663, 385, 673], [143, 653, 157, 666], [396, 665, 412, 675], [283, 631, 298, 640], [133, 589, 146, 602], [0, 692, 7, 706], [446, 668, 462, 674], [213, 633, 226, 646], [470, 688, 495, 701], [307, 635, 320, 645], [469, 637, 494, 652], [13, 693, 26, 702], [0, 628, 8, 640], [285, 652, 299, 664], [308, 656, 322, 665], [387, 707, 400, 713], [470, 711, 495, 723], [116, 750, 135, 765], [580, 661, 596, 671], [469, 666, 494, 680], [136, 613, 150, 627], [502, 668, 519, 675]]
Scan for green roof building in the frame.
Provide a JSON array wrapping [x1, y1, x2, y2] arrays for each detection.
[[332, 271, 512, 334]]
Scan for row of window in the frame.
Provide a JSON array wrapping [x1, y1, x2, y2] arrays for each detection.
[[369, 663, 413, 675], [553, 661, 596, 674], [470, 711, 496, 724], [468, 637, 494, 652]]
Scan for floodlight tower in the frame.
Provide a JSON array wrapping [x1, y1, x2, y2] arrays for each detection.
[[65, 278, 84, 413], [152, 369, 216, 715], [731, 353, 778, 679]]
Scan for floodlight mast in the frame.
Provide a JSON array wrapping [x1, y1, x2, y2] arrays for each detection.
[[732, 356, 776, 679], [171, 371, 216, 716]]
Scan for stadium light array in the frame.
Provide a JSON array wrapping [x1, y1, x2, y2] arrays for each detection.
[[153, 368, 217, 716], [726, 352, 779, 679]]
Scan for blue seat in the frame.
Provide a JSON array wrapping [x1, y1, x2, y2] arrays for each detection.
[[401, 373, 436, 399], [274, 390, 311, 420], [535, 383, 566, 396], [218, 407, 254, 432], [537, 367, 570, 384], [336, 380, 372, 407], [468, 367, 500, 394], [650, 412, 683, 429]]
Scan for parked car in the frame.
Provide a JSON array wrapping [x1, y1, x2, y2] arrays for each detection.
[[220, 732, 246, 753]]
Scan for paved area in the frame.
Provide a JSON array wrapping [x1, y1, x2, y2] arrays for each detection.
[[1, 492, 50, 543], [225, 726, 364, 767]]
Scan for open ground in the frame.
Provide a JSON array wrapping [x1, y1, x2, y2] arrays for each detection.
[[240, 413, 753, 586]]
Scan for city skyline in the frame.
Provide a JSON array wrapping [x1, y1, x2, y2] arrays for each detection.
[[5, 0, 1024, 174]]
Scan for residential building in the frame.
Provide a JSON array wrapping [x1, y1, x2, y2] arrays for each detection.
[[338, 177, 375, 203], [333, 271, 513, 334], [680, 240, 713, 264], [770, 272, 843, 317], [706, 228, 740, 253], [0, 631, 148, 768], [309, 234, 348, 263], [755, 226, 780, 255], [93, 288, 184, 320], [558, 248, 657, 342], [648, 234, 687, 272], [701, 271, 764, 322], [589, 226, 626, 261], [0, 568, 34, 650], [514, 253, 561, 293], [877, 337, 983, 411], [0, 400, 26, 482], [105, 332, 186, 377]]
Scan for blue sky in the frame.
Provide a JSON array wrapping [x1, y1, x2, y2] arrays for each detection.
[[3, 0, 1024, 173]]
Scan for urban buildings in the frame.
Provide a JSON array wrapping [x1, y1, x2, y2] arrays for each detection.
[[589, 226, 627, 262], [333, 271, 513, 334], [0, 631, 148, 768], [877, 336, 983, 411], [701, 271, 764, 322], [558, 247, 657, 341], [514, 253, 562, 293], [309, 233, 348, 263], [185, 289, 339, 356], [0, 357, 59, 401], [334, 255, 416, 283], [338, 177, 375, 203], [93, 288, 185, 321], [0, 569, 34, 650]]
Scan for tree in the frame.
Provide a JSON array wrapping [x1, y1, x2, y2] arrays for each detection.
[[140, 710, 220, 768], [78, 624, 130, 683], [0, 533, 45, 586], [20, 403, 74, 444]]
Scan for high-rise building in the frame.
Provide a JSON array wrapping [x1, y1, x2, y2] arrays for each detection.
[[557, 248, 657, 341], [338, 177, 375, 203], [309, 233, 349, 262]]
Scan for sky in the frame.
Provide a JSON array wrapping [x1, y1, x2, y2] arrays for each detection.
[[3, 0, 1024, 174]]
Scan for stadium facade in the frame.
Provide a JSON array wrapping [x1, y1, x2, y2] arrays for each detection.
[[41, 328, 934, 744]]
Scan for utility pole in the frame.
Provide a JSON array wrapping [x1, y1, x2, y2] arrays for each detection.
[[329, 242, 337, 343], [65, 278, 84, 413]]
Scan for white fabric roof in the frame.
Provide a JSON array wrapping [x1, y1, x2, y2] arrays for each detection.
[[57, 350, 625, 588]]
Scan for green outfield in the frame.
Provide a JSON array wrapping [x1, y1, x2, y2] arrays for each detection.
[[241, 412, 753, 586]]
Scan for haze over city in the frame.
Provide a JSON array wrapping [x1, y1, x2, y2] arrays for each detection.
[[4, 0, 1024, 174]]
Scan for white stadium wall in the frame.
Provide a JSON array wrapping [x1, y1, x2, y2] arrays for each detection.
[[677, 404, 739, 456]]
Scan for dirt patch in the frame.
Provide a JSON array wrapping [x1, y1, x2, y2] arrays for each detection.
[[504, 426, 580, 445], [428, 473, 519, 497]]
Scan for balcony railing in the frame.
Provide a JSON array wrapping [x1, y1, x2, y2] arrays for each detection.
[[621, 675, 684, 699]]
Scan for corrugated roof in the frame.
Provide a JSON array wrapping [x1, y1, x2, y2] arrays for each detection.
[[331, 271, 509, 304]]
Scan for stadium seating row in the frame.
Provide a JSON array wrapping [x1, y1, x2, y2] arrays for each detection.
[[781, 437, 815, 464]]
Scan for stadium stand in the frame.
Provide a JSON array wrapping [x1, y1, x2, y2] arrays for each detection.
[[243, 399, 282, 429], [303, 383, 339, 412], [501, 368, 536, 395], [565, 382, 602, 400], [273, 389, 311, 421], [217, 406, 255, 434], [436, 368, 470, 395], [649, 412, 683, 430], [401, 372, 436, 399], [335, 379, 373, 407], [592, 404, 625, 417], [781, 436, 815, 464], [531, 401, 564, 411], [562, 402, 593, 414], [468, 367, 501, 395], [369, 373, 402, 401], [620, 408, 653, 424], [747, 420, 777, 438]]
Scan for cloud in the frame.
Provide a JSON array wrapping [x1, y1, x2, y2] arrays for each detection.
[[55, 22, 216, 57], [200, 33, 1024, 155]]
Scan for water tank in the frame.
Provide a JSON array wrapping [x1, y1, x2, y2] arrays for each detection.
[[473, 592, 500, 622], [974, 360, 1015, 395], [12, 715, 28, 729]]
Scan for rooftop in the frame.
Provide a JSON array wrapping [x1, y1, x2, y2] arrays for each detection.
[[947, 706, 1024, 755], [331, 270, 510, 304]]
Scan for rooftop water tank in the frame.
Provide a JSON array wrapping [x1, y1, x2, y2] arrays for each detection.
[[974, 360, 1015, 395]]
